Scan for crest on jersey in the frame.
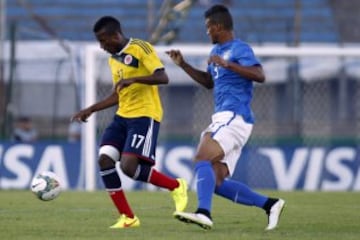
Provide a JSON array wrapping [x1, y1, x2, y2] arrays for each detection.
[[124, 54, 133, 65], [223, 50, 231, 60], [112, 53, 139, 68]]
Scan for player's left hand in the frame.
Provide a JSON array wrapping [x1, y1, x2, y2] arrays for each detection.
[[114, 78, 135, 92], [208, 55, 229, 68]]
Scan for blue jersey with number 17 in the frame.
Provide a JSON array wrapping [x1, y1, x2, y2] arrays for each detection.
[[207, 39, 261, 124]]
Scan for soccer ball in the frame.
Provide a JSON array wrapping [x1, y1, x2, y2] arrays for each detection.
[[30, 171, 62, 201]]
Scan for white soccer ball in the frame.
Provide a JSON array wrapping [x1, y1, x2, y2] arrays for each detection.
[[30, 171, 62, 201]]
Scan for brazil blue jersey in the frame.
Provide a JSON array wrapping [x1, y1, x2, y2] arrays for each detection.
[[207, 39, 261, 123]]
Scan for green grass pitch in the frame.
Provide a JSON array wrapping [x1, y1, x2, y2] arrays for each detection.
[[1, 190, 360, 240]]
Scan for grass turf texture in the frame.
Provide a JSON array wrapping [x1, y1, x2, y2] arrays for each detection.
[[1, 190, 360, 240]]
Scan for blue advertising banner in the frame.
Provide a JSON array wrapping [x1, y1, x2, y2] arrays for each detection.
[[1, 141, 359, 191], [233, 145, 360, 191], [0, 142, 82, 189]]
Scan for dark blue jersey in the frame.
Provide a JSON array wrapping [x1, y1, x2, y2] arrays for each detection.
[[207, 39, 261, 123]]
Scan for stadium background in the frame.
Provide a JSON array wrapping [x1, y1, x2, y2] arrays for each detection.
[[0, 0, 359, 191]]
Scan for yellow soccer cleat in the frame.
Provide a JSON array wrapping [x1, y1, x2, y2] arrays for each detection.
[[171, 178, 188, 212], [109, 214, 140, 229]]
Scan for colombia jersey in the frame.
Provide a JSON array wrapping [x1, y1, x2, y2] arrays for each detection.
[[108, 38, 164, 122]]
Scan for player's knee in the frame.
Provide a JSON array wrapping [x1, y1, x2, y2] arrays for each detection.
[[120, 156, 138, 178], [194, 149, 223, 162], [98, 145, 119, 169], [98, 155, 115, 169], [195, 134, 224, 161], [194, 149, 209, 161], [120, 162, 135, 177]]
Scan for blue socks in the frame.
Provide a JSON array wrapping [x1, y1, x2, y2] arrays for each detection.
[[195, 161, 268, 215], [215, 179, 267, 207], [195, 161, 215, 213]]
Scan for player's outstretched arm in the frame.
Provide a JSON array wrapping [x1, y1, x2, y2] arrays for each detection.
[[166, 49, 213, 89], [71, 91, 118, 122]]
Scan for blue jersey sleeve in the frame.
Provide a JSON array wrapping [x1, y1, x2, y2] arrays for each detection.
[[234, 44, 261, 67]]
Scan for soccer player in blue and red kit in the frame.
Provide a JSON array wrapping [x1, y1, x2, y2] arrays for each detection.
[[71, 16, 188, 229], [166, 4, 285, 230]]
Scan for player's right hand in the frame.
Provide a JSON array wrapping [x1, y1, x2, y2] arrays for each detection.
[[165, 49, 184, 66], [70, 108, 92, 123]]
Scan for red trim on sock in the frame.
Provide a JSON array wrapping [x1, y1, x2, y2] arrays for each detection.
[[149, 169, 179, 190], [109, 190, 134, 218]]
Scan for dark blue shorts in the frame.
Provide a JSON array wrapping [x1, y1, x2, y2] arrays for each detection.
[[100, 115, 160, 164]]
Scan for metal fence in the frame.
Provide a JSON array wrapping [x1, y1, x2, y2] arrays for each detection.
[[92, 53, 360, 145], [2, 43, 360, 145]]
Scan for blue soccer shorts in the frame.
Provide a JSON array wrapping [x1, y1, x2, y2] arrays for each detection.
[[99, 115, 160, 165]]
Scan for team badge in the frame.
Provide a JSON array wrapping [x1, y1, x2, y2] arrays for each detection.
[[124, 55, 133, 65], [223, 50, 231, 60]]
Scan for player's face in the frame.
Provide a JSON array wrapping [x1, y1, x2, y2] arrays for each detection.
[[205, 18, 221, 44], [95, 29, 121, 54]]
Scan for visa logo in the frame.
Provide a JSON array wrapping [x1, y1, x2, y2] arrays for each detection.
[[259, 147, 360, 191]]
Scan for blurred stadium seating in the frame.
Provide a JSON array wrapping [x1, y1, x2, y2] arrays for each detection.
[[6, 0, 358, 43]]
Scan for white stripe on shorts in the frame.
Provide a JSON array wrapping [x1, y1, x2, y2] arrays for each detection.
[[142, 118, 153, 157]]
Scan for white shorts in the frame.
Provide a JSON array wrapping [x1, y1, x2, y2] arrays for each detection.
[[202, 111, 253, 176]]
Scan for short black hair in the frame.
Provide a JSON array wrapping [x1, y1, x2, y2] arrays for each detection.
[[204, 4, 233, 31], [93, 16, 123, 34]]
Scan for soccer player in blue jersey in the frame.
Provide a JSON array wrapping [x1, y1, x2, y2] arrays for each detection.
[[166, 4, 285, 230], [71, 16, 188, 229]]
